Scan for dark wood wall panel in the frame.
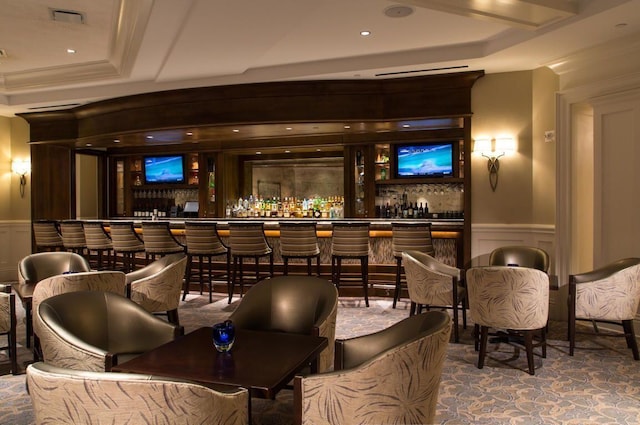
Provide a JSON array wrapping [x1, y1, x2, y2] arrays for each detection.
[[30, 144, 73, 220]]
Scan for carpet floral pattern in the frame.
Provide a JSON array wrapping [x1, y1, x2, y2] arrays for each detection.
[[1, 292, 639, 424]]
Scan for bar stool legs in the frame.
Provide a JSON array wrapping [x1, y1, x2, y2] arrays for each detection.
[[331, 255, 369, 307]]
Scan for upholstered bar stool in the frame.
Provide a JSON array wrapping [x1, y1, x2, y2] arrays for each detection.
[[141, 221, 186, 263], [228, 222, 273, 303], [59, 220, 88, 257], [331, 222, 370, 307], [32, 220, 64, 252], [109, 221, 146, 272], [83, 221, 114, 270], [391, 222, 435, 308], [279, 222, 320, 276], [183, 221, 230, 303]]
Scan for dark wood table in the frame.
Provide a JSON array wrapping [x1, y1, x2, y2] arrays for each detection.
[[113, 326, 327, 399]]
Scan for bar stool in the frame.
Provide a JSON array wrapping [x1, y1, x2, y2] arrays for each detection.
[[331, 223, 370, 307], [228, 222, 274, 303], [141, 221, 186, 263], [279, 222, 320, 276], [183, 221, 230, 303], [109, 221, 146, 272], [32, 220, 64, 252], [59, 220, 88, 257], [82, 221, 114, 270], [391, 222, 435, 308]]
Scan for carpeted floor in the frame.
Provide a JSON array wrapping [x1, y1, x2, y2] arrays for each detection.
[[1, 291, 639, 424]]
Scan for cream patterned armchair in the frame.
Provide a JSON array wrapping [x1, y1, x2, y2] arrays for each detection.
[[126, 253, 187, 325], [569, 257, 640, 360], [466, 266, 549, 375], [27, 362, 249, 425], [36, 290, 182, 372], [230, 276, 338, 373], [402, 250, 466, 342], [0, 284, 17, 374], [293, 311, 451, 425]]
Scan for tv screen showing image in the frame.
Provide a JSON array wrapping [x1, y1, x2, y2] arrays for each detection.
[[144, 155, 185, 184], [396, 143, 453, 177]]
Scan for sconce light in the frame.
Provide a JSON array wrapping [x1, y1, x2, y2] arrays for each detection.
[[473, 137, 516, 192], [11, 159, 31, 198]]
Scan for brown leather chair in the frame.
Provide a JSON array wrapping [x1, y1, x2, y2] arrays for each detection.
[[569, 258, 640, 360], [294, 311, 451, 425], [489, 245, 549, 272], [229, 275, 338, 373], [36, 290, 183, 371], [27, 362, 249, 425], [126, 253, 188, 325]]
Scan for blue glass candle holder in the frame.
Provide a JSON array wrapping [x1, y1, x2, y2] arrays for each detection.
[[212, 320, 235, 352]]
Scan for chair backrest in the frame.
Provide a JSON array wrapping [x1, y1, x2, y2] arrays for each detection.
[[466, 266, 549, 330], [295, 311, 451, 425], [27, 362, 249, 425], [18, 252, 92, 284], [82, 221, 112, 250], [59, 220, 87, 249], [228, 223, 271, 256], [331, 223, 370, 257], [489, 245, 549, 272], [392, 222, 435, 258], [402, 250, 460, 306], [128, 254, 188, 313], [32, 220, 63, 250], [141, 221, 185, 254], [279, 222, 320, 257], [571, 257, 640, 321], [108, 221, 145, 252], [184, 221, 228, 255]]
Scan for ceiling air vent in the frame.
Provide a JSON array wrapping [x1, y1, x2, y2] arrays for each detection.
[[50, 9, 85, 24]]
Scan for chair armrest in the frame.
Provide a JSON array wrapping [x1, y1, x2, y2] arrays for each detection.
[[570, 258, 640, 284]]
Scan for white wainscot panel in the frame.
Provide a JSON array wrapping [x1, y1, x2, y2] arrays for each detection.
[[0, 221, 31, 282]]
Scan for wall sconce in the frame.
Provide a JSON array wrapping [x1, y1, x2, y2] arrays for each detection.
[[473, 137, 516, 191], [11, 159, 31, 198]]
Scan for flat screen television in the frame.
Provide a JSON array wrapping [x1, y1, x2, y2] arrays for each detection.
[[144, 155, 185, 184], [395, 142, 453, 178]]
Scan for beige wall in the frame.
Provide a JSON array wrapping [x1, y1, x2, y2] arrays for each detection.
[[0, 116, 11, 220], [10, 117, 31, 221]]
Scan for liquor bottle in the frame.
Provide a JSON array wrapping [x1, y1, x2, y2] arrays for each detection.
[[418, 202, 424, 218], [408, 202, 414, 218]]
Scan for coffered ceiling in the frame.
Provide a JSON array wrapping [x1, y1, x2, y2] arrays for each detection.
[[1, 0, 639, 117]]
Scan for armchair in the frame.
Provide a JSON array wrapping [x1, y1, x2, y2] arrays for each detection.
[[27, 362, 248, 425], [569, 257, 640, 360], [0, 284, 17, 374], [230, 276, 338, 373], [36, 290, 182, 371], [126, 252, 187, 325], [294, 311, 451, 425]]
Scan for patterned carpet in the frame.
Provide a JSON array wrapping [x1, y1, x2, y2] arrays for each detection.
[[1, 290, 639, 424]]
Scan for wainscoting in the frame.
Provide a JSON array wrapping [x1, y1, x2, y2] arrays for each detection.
[[0, 221, 31, 282]]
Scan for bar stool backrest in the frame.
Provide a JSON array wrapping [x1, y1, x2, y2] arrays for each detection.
[[83, 222, 113, 250], [392, 222, 434, 258], [141, 222, 185, 254], [32, 220, 64, 250], [109, 222, 145, 252], [279, 222, 320, 257], [59, 221, 87, 250], [331, 223, 370, 257], [228, 223, 272, 256], [184, 222, 228, 255]]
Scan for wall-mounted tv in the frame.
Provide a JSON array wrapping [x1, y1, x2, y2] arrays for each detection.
[[144, 155, 185, 184], [395, 142, 454, 178]]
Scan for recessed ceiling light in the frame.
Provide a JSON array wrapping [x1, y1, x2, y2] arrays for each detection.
[[360, 30, 371, 36], [384, 5, 414, 18], [285, 127, 293, 131], [403, 124, 411, 128], [186, 132, 193, 136], [113, 139, 120, 143], [316, 149, 322, 152], [285, 150, 291, 153], [256, 151, 262, 155], [344, 125, 351, 129], [146, 135, 153, 139], [233, 129, 240, 133], [66, 48, 76, 54], [86, 143, 92, 147]]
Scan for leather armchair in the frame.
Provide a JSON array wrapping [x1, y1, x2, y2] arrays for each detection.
[[489, 245, 550, 272], [18, 252, 91, 285], [569, 257, 640, 360], [230, 276, 338, 373], [126, 253, 187, 325], [0, 284, 17, 374], [36, 290, 182, 371], [294, 311, 451, 425], [27, 362, 248, 425]]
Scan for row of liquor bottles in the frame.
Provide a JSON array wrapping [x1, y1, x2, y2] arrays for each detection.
[[226, 196, 345, 219]]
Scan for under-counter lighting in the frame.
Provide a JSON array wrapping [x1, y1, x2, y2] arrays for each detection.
[[12, 159, 30, 198], [473, 137, 516, 192]]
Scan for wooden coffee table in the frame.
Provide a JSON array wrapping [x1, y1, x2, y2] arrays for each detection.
[[113, 326, 327, 399]]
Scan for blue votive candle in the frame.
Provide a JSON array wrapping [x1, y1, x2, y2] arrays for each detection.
[[212, 320, 235, 352]]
